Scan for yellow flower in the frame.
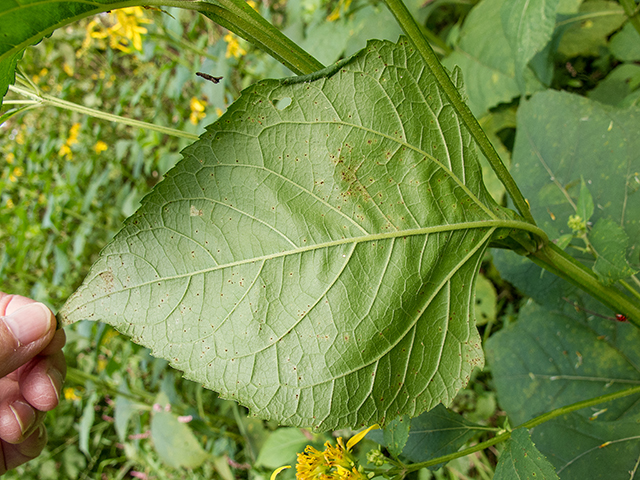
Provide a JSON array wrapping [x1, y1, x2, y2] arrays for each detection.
[[224, 32, 247, 59], [327, 0, 352, 21], [6, 153, 15, 165], [63, 62, 74, 76], [64, 388, 81, 401], [216, 107, 224, 117], [68, 123, 81, 145], [189, 96, 207, 125], [5, 198, 15, 209], [9, 166, 23, 182], [58, 143, 72, 159], [272, 425, 379, 480], [93, 140, 108, 154], [111, 7, 151, 52], [81, 8, 150, 54]]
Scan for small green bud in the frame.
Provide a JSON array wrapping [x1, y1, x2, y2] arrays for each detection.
[[366, 448, 387, 467]]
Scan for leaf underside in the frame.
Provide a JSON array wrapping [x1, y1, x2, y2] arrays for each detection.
[[60, 38, 514, 430]]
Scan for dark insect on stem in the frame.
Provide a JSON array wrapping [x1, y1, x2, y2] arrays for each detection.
[[562, 297, 628, 322], [196, 72, 223, 84]]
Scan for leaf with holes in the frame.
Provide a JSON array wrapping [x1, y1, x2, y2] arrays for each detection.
[[59, 38, 531, 430]]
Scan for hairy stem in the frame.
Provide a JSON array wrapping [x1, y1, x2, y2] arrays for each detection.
[[530, 243, 640, 327], [380, 0, 537, 226]]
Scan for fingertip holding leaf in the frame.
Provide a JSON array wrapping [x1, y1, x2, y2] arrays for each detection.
[[60, 38, 530, 430]]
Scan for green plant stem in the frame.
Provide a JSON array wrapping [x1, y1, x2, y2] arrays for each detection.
[[7, 84, 199, 140], [530, 243, 640, 327], [391, 384, 640, 474], [380, 0, 536, 226], [619, 0, 640, 37]]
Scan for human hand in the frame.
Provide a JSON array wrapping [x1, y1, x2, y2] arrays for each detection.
[[0, 293, 66, 474]]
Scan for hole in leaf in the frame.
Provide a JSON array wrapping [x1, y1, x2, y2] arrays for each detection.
[[273, 97, 292, 110]]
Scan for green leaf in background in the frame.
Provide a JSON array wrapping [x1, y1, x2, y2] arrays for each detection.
[[383, 415, 411, 458], [494, 428, 559, 480], [367, 404, 484, 467], [255, 428, 311, 469], [443, 0, 525, 117], [590, 218, 638, 284], [0, 0, 124, 106], [556, 0, 626, 57], [610, 22, 640, 62], [150, 394, 209, 469], [487, 301, 640, 478], [531, 411, 640, 479], [79, 391, 98, 457], [587, 63, 640, 107], [511, 90, 640, 272], [58, 38, 529, 430], [474, 274, 497, 326], [501, 0, 560, 92], [486, 301, 640, 426]]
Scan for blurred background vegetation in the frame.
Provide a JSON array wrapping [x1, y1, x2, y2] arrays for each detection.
[[1, 0, 637, 477]]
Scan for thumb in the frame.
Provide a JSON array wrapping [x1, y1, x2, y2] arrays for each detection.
[[0, 302, 56, 378]]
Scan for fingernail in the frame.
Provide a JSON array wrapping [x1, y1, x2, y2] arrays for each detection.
[[3, 303, 53, 346], [47, 368, 64, 401], [10, 400, 36, 436]]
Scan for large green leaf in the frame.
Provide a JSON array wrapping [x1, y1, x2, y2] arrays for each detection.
[[501, 0, 560, 92], [59, 38, 527, 430], [486, 302, 640, 479], [487, 302, 640, 425], [511, 90, 640, 282], [494, 428, 559, 480], [0, 0, 127, 105]]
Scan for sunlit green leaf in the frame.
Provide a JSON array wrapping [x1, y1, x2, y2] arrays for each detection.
[[255, 428, 311, 469], [383, 415, 411, 458], [59, 38, 527, 430], [501, 0, 559, 92], [494, 428, 559, 480]]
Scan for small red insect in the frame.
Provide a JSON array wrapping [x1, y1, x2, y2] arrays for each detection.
[[615, 314, 628, 322]]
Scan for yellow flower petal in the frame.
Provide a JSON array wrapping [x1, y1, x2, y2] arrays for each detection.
[[270, 465, 291, 480], [346, 424, 379, 451]]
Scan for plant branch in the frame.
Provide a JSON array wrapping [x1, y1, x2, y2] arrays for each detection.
[[380, 0, 537, 226], [8, 84, 199, 140], [530, 243, 640, 327], [398, 384, 640, 473]]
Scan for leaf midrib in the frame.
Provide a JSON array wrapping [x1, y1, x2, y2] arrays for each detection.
[[63, 219, 532, 321]]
